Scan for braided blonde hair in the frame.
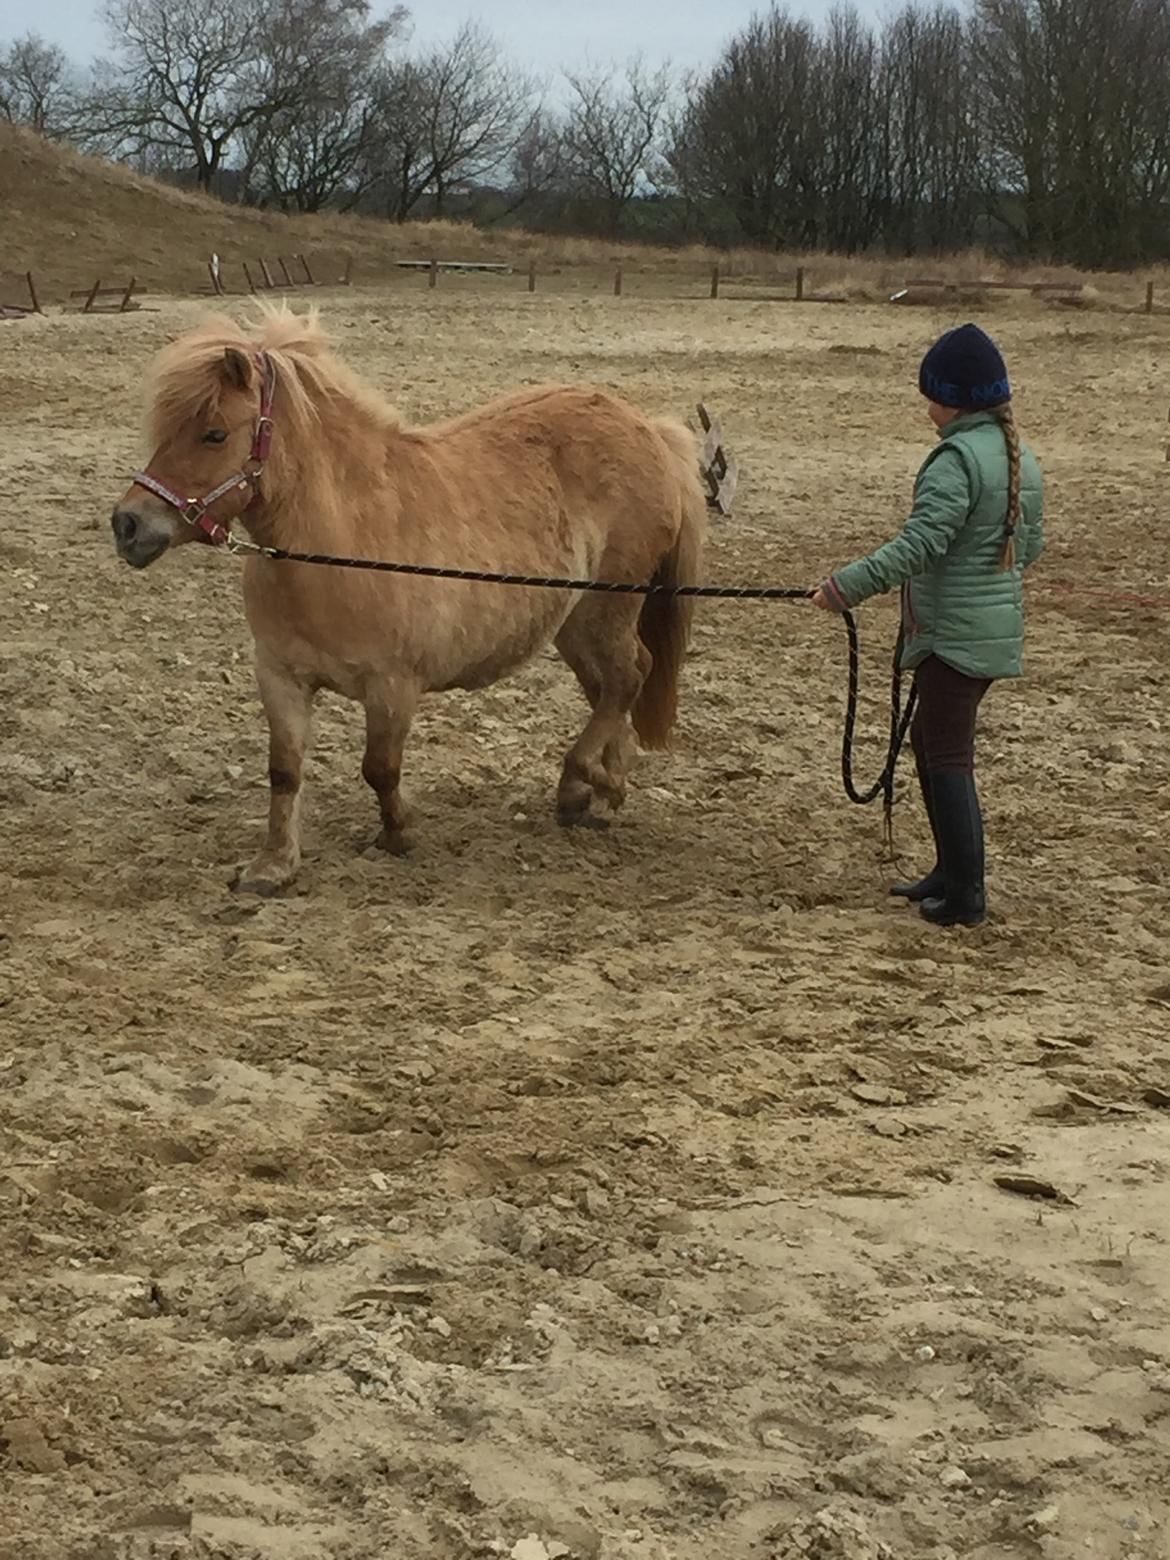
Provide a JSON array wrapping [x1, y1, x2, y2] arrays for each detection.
[[989, 403, 1021, 571]]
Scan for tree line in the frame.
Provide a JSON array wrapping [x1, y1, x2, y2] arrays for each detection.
[[4, 0, 1170, 267]]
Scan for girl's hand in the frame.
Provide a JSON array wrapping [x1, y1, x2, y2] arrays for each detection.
[[810, 587, 837, 612]]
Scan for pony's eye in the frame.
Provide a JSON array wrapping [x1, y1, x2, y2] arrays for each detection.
[[201, 429, 228, 445]]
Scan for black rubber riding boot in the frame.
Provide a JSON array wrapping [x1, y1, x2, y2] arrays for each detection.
[[889, 758, 943, 903], [919, 771, 986, 927]]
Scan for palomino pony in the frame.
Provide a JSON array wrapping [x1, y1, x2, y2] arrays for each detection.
[[111, 307, 706, 895]]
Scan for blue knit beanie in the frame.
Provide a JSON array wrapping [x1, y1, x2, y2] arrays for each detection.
[[919, 324, 1011, 409]]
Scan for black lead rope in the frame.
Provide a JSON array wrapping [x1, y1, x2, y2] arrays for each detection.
[[226, 536, 916, 832]]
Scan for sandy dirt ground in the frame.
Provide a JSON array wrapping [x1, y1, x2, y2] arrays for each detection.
[[2, 281, 1169, 1560]]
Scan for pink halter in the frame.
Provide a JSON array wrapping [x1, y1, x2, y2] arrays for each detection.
[[132, 352, 277, 547]]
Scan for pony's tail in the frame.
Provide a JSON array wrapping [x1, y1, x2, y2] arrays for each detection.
[[632, 419, 707, 750], [992, 402, 1022, 570]]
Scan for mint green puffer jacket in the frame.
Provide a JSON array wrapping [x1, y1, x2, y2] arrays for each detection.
[[826, 412, 1045, 680]]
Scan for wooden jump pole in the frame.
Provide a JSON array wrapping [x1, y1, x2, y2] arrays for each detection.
[[278, 256, 295, 287], [795, 266, 805, 302], [83, 278, 102, 313], [26, 271, 42, 314], [243, 262, 257, 294], [710, 263, 720, 299], [259, 258, 275, 289], [118, 275, 137, 313]]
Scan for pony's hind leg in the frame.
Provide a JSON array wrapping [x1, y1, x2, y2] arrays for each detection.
[[554, 599, 648, 825], [237, 656, 314, 896], [362, 683, 418, 856]]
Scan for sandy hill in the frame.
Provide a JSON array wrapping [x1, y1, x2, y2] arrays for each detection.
[[0, 122, 514, 301], [2, 122, 1147, 311], [0, 122, 649, 303]]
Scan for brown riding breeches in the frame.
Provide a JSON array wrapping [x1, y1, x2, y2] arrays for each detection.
[[910, 655, 992, 775]]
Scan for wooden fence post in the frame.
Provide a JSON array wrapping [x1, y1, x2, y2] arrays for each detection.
[[1147, 281, 1155, 316], [26, 271, 42, 315], [614, 266, 623, 297], [278, 257, 294, 287], [298, 253, 316, 285], [429, 258, 438, 288], [83, 277, 102, 313], [528, 259, 536, 293], [795, 266, 805, 302], [243, 262, 257, 294], [207, 260, 223, 296], [259, 259, 275, 289], [710, 263, 720, 299]]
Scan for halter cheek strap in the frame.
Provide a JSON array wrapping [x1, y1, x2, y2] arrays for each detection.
[[131, 351, 277, 547]]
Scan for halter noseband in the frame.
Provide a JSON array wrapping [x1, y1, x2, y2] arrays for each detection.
[[132, 351, 277, 547]]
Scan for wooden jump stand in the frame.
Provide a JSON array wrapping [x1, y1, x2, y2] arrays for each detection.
[[895, 276, 1085, 305], [69, 277, 142, 313], [0, 271, 42, 320]]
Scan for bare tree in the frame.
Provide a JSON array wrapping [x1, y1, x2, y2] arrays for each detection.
[[494, 106, 564, 219], [362, 23, 533, 221], [0, 32, 75, 136], [974, 0, 1170, 264], [362, 57, 434, 220], [239, 0, 406, 209], [421, 23, 533, 215], [669, 11, 821, 248], [85, 0, 278, 188], [818, 7, 883, 253], [878, 4, 980, 254], [561, 57, 673, 235]]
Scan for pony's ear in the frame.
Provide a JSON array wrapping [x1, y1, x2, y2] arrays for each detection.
[[221, 347, 254, 391]]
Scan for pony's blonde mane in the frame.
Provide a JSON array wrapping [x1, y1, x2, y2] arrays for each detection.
[[147, 303, 402, 452]]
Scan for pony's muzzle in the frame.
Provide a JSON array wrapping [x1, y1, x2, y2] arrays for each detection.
[[111, 504, 173, 568]]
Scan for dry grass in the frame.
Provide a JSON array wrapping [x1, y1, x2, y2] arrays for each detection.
[[2, 121, 1168, 312]]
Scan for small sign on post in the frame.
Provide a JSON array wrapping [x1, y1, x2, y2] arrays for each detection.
[[696, 402, 739, 518]]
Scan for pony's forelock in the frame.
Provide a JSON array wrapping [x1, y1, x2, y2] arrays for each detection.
[[145, 303, 399, 454]]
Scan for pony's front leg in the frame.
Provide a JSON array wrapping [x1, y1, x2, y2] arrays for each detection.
[[236, 656, 315, 896], [362, 684, 417, 857]]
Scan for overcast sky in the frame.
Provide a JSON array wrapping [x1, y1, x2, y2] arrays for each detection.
[[0, 0, 884, 77]]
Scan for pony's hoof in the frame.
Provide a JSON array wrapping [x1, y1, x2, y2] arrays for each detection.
[[557, 809, 609, 831], [233, 855, 298, 896], [234, 875, 285, 898], [374, 828, 412, 857], [556, 777, 593, 826]]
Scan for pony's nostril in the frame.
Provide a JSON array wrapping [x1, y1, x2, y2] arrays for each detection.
[[112, 510, 138, 544]]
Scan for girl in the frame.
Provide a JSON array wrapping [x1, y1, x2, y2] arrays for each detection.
[[813, 323, 1045, 927]]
